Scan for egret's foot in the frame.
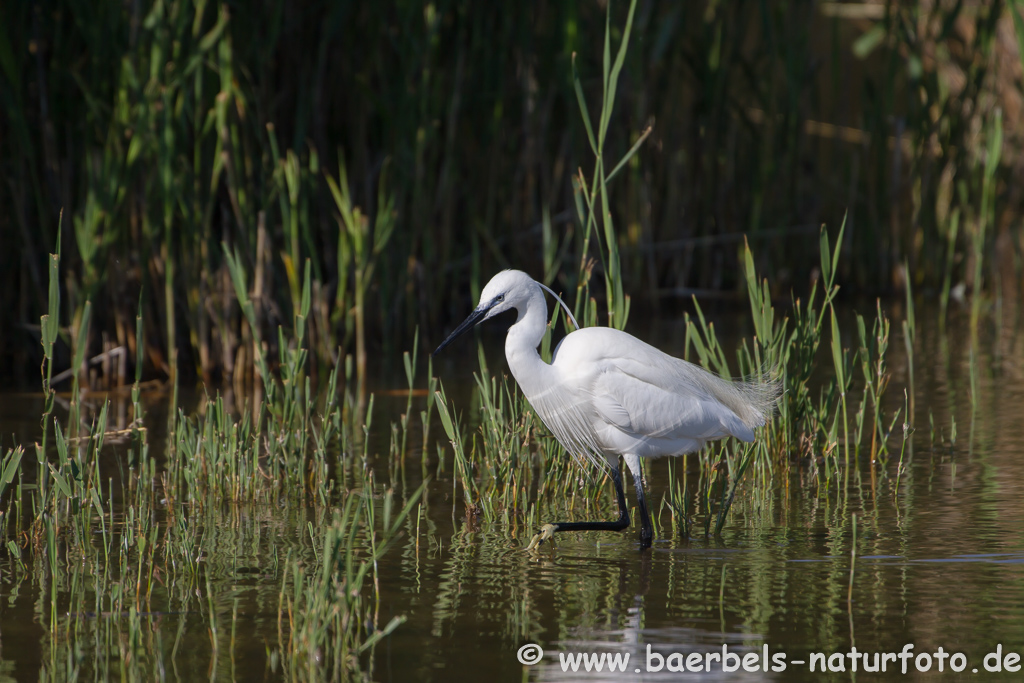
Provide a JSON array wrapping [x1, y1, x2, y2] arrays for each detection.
[[525, 523, 558, 551]]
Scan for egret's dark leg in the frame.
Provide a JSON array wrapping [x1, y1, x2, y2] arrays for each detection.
[[544, 466, 631, 533], [525, 467, 631, 549], [632, 472, 653, 548], [624, 453, 653, 548]]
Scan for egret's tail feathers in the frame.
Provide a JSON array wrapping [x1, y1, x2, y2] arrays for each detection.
[[732, 369, 783, 429], [680, 362, 782, 433]]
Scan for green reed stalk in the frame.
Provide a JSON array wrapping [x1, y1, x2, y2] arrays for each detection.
[[37, 232, 62, 505], [435, 384, 475, 508], [326, 156, 396, 409], [569, 0, 642, 330], [848, 512, 857, 608], [830, 308, 850, 469], [68, 301, 92, 438], [902, 261, 916, 421], [970, 109, 1002, 346]]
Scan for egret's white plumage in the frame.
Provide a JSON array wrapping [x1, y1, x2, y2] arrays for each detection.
[[433, 269, 778, 548]]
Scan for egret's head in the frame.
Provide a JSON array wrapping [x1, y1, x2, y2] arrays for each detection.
[[476, 270, 534, 321], [432, 270, 536, 356]]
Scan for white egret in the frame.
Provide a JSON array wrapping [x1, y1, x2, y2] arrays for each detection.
[[433, 270, 778, 549]]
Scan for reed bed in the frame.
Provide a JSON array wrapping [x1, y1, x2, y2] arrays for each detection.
[[2, 0, 1022, 386], [1, 241, 423, 680]]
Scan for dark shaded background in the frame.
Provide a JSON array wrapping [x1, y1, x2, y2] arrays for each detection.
[[2, 0, 1021, 386]]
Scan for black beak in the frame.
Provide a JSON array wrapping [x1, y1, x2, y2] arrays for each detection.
[[432, 305, 491, 356]]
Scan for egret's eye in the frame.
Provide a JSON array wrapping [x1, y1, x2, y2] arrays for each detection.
[[496, 294, 505, 303]]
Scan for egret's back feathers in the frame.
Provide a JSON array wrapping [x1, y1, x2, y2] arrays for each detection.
[[522, 326, 778, 470]]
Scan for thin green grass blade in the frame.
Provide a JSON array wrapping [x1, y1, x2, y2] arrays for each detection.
[[602, 0, 639, 143], [571, 54, 598, 154], [605, 124, 652, 185], [0, 447, 24, 499]]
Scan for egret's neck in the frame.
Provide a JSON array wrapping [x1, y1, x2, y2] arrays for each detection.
[[504, 285, 551, 396]]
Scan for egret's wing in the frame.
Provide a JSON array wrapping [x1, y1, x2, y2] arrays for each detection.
[[591, 362, 755, 456], [553, 328, 777, 434], [536, 326, 777, 465]]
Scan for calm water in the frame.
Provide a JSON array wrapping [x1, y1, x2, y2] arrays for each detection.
[[2, 303, 1024, 682]]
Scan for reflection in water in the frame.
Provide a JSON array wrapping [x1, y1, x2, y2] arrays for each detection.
[[1, 304, 1024, 681], [534, 553, 771, 682]]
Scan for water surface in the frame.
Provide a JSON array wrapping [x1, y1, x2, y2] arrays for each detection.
[[2, 304, 1023, 682]]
